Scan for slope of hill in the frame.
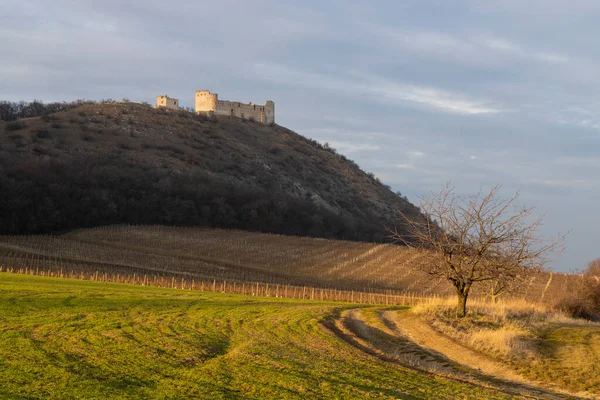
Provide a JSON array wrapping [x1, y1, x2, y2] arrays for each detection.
[[0, 102, 420, 241]]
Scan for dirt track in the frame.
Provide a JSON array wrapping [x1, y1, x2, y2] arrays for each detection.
[[334, 308, 589, 400]]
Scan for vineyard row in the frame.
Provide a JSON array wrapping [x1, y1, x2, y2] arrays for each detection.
[[0, 265, 475, 307]]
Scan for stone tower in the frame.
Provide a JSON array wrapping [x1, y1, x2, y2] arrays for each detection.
[[264, 100, 275, 125], [195, 90, 218, 114]]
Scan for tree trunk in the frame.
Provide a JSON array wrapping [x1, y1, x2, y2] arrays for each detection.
[[456, 292, 468, 317], [454, 282, 471, 318]]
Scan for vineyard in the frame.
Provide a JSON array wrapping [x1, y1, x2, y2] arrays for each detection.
[[0, 225, 581, 306]]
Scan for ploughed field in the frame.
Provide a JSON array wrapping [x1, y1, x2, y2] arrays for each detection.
[[0, 225, 579, 305], [0, 274, 516, 399]]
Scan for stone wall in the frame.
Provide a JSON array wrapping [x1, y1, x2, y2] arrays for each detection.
[[195, 90, 274, 124], [156, 95, 179, 109]]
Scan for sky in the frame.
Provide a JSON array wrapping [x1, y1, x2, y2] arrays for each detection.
[[1, 0, 598, 272]]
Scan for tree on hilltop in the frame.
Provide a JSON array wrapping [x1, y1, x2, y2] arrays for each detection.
[[390, 184, 565, 317]]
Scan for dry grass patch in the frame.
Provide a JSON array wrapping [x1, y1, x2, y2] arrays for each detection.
[[412, 297, 600, 395]]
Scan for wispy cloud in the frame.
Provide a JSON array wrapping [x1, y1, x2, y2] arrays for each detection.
[[253, 63, 502, 115], [366, 24, 570, 67], [527, 179, 592, 189], [388, 84, 501, 114], [534, 52, 570, 64], [395, 164, 445, 175], [327, 141, 380, 155], [556, 156, 600, 168]]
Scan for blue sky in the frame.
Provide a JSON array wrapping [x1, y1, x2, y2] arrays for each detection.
[[2, 0, 598, 272]]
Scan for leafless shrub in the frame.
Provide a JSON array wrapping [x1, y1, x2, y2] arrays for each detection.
[[557, 259, 600, 320]]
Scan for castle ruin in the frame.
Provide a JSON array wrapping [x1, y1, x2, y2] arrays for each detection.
[[155, 95, 179, 110], [195, 90, 275, 124]]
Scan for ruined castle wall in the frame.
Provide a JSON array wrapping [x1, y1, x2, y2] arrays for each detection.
[[214, 101, 269, 122], [156, 95, 179, 109], [195, 90, 274, 124]]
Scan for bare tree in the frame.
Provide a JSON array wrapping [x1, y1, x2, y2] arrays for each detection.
[[481, 264, 539, 303], [390, 184, 565, 317]]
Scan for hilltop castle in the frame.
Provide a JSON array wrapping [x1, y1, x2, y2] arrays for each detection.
[[155, 90, 275, 124], [195, 90, 275, 124]]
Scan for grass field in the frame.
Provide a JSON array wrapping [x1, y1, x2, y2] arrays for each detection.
[[0, 273, 519, 399]]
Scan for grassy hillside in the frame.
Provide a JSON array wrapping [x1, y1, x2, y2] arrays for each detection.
[[0, 225, 581, 304], [0, 274, 516, 399], [0, 101, 421, 242]]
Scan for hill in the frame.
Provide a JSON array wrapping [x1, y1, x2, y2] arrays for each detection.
[[0, 101, 421, 241]]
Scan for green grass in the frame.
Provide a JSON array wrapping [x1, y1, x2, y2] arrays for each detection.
[[0, 274, 513, 399]]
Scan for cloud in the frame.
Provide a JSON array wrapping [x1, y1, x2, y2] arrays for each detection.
[[389, 84, 501, 114], [395, 164, 444, 175], [2, 0, 600, 272], [534, 52, 570, 64], [253, 63, 502, 115], [527, 179, 592, 189], [366, 24, 570, 68], [556, 156, 600, 168], [326, 141, 380, 155]]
